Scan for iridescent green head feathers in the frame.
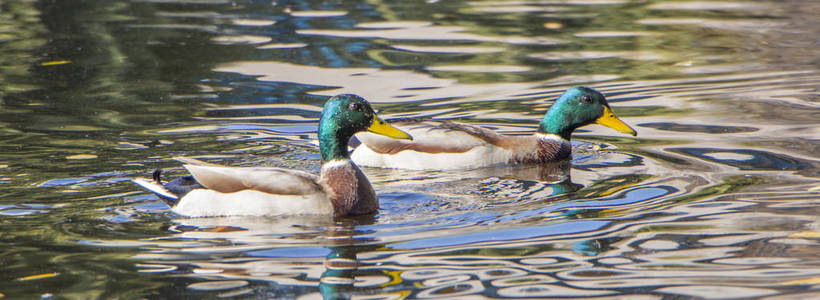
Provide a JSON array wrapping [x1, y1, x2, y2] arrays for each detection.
[[318, 94, 412, 162], [538, 86, 637, 140]]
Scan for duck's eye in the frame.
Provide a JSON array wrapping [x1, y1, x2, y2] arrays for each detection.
[[580, 96, 592, 103], [348, 102, 362, 111]]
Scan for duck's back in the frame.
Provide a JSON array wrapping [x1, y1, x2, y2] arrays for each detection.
[[351, 119, 540, 170]]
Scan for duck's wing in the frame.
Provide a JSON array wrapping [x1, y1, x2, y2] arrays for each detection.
[[353, 119, 510, 154], [175, 157, 323, 196]]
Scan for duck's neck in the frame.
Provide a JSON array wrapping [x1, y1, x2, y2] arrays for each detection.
[[538, 110, 574, 141], [319, 134, 350, 163], [317, 112, 354, 163], [317, 129, 379, 216]]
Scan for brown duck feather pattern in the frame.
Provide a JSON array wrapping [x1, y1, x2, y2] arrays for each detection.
[[319, 162, 379, 216]]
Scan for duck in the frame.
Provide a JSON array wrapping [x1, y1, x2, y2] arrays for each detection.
[[350, 86, 636, 170], [132, 94, 413, 217]]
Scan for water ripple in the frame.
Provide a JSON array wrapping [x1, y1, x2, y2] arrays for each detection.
[[1, 0, 818, 299]]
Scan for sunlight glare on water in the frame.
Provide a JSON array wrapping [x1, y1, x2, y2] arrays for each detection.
[[0, 0, 818, 299]]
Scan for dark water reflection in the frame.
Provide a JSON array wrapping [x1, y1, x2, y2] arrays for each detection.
[[1, 0, 819, 299]]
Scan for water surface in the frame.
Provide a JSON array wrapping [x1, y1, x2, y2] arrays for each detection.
[[0, 0, 818, 299]]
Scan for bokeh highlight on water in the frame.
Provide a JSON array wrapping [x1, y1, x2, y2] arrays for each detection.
[[0, 0, 818, 298]]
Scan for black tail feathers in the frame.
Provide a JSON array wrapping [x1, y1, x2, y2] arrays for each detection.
[[152, 169, 163, 183]]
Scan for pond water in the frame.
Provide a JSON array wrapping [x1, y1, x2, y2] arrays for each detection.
[[1, 0, 818, 298]]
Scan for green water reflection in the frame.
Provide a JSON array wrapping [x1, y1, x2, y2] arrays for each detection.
[[0, 0, 818, 299]]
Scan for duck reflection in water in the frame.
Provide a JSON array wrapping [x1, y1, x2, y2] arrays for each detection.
[[361, 158, 584, 207]]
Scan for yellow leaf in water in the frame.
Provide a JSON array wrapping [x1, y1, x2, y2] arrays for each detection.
[[0, 164, 7, 168], [17, 272, 59, 281], [66, 154, 98, 160], [40, 60, 71, 66], [544, 22, 563, 29], [205, 226, 246, 233], [781, 277, 820, 285], [788, 232, 820, 238]]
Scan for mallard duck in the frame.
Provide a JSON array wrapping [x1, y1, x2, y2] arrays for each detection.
[[132, 94, 413, 217], [350, 86, 636, 170]]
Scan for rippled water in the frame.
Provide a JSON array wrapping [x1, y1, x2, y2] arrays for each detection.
[[1, 0, 818, 298]]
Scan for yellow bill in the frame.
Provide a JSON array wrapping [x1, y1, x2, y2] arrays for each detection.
[[596, 106, 637, 136], [368, 115, 413, 140]]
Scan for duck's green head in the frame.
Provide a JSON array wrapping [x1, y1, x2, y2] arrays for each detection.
[[538, 86, 637, 140], [318, 94, 412, 162]]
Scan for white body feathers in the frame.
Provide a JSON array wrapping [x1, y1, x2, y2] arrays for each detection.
[[172, 189, 332, 217], [351, 143, 514, 170]]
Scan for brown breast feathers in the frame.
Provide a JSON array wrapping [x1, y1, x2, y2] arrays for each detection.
[[319, 161, 378, 217]]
